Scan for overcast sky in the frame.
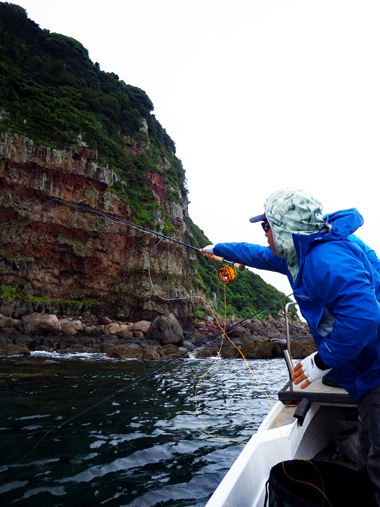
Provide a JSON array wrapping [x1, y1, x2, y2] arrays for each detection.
[[13, 0, 380, 299]]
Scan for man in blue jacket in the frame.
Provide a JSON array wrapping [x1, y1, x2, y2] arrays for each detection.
[[201, 187, 380, 505]]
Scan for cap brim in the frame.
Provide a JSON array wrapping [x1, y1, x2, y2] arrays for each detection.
[[249, 213, 266, 223]]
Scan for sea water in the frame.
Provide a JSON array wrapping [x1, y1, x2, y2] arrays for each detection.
[[0, 353, 288, 506]]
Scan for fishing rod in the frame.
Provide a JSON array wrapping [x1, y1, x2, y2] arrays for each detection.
[[8, 195, 295, 354], [51, 197, 245, 273], [13, 196, 296, 462]]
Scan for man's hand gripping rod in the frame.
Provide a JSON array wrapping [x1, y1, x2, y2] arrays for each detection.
[[200, 246, 245, 271], [213, 256, 245, 271]]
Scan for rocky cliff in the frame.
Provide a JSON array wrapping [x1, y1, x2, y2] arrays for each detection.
[[0, 3, 296, 325], [0, 130, 198, 321]]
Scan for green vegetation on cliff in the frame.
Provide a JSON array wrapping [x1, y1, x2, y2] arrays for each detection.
[[0, 2, 187, 222]]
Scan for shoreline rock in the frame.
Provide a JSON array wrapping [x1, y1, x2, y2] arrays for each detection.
[[0, 311, 316, 360]]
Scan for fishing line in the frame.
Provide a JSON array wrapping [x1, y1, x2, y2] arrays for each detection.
[[6, 196, 328, 501], [194, 290, 288, 445], [148, 238, 194, 302], [0, 197, 61, 229], [1, 197, 244, 278], [147, 238, 293, 444], [48, 197, 201, 252], [121, 235, 332, 504]]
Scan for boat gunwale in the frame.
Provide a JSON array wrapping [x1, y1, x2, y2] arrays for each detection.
[[279, 380, 355, 406]]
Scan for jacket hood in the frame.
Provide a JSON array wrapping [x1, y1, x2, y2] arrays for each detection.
[[292, 207, 364, 283], [324, 208, 364, 240]]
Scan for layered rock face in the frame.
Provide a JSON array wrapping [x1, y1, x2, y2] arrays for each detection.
[[0, 132, 200, 321]]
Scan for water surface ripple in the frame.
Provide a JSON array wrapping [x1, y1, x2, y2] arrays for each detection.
[[0, 354, 287, 506]]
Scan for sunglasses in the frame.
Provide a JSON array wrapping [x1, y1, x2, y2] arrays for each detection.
[[261, 221, 270, 233]]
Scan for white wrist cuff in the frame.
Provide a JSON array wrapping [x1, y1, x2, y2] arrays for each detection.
[[202, 245, 215, 254]]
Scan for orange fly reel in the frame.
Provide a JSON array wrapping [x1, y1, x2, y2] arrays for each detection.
[[218, 264, 237, 285]]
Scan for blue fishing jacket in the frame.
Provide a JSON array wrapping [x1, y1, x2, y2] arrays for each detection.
[[214, 208, 380, 403]]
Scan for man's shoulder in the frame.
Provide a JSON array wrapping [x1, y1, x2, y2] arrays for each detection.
[[309, 237, 359, 258], [306, 237, 371, 275]]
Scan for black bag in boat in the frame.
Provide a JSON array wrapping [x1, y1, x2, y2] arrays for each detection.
[[265, 459, 376, 507]]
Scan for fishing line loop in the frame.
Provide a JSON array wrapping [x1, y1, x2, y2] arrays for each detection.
[[147, 247, 332, 505]]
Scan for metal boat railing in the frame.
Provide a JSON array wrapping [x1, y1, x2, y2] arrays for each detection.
[[284, 301, 298, 392]]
